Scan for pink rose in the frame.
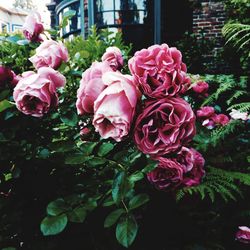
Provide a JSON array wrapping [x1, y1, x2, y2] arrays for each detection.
[[147, 157, 184, 190], [93, 71, 141, 142], [182, 148, 205, 187], [128, 44, 189, 98], [192, 81, 209, 95], [0, 66, 17, 87], [212, 114, 230, 126], [134, 97, 196, 157], [197, 106, 215, 119], [202, 118, 215, 129], [13, 67, 65, 117], [23, 12, 44, 42], [236, 226, 250, 244], [102, 46, 123, 71], [29, 40, 69, 69], [76, 61, 113, 115]]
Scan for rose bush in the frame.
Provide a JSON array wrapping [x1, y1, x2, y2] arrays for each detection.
[[0, 11, 249, 250]]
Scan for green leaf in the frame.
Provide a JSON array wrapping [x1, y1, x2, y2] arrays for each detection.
[[112, 171, 128, 204], [77, 141, 98, 155], [38, 148, 50, 159], [104, 209, 125, 228], [142, 163, 157, 174], [84, 198, 97, 211], [60, 111, 78, 127], [49, 140, 76, 153], [65, 154, 92, 165], [129, 172, 144, 183], [103, 196, 115, 207], [47, 198, 69, 216], [116, 216, 138, 248], [87, 157, 107, 167], [0, 100, 14, 113], [68, 206, 87, 223], [2, 248, 16, 250], [98, 142, 114, 157], [17, 39, 29, 45], [40, 214, 68, 236], [129, 194, 149, 210], [0, 90, 10, 101]]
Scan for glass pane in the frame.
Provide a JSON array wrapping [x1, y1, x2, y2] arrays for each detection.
[[134, 0, 145, 10], [114, 0, 121, 10], [102, 11, 114, 25], [99, 0, 114, 11], [115, 11, 122, 24]]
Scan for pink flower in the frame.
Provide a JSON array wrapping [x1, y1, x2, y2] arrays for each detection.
[[76, 61, 114, 115], [197, 106, 215, 119], [134, 97, 196, 157], [29, 40, 69, 69], [0, 66, 17, 87], [102, 46, 123, 71], [236, 226, 250, 244], [202, 119, 215, 129], [93, 71, 141, 142], [230, 109, 249, 121], [182, 148, 205, 187], [147, 157, 184, 190], [212, 114, 230, 126], [23, 12, 44, 42], [128, 44, 189, 98], [192, 81, 209, 95], [13, 67, 65, 117]]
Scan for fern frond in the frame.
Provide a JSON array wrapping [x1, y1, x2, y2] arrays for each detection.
[[227, 90, 248, 105], [222, 23, 250, 50], [176, 166, 249, 203], [227, 102, 250, 112]]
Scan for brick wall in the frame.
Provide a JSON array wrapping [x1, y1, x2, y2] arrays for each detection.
[[193, 0, 226, 46]]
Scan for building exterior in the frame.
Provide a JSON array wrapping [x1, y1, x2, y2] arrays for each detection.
[[47, 0, 226, 51], [0, 5, 28, 33]]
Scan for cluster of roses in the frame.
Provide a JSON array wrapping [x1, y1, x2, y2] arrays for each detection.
[[11, 13, 69, 117], [76, 43, 205, 190]]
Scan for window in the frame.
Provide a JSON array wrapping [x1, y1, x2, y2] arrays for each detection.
[[1, 22, 9, 33]]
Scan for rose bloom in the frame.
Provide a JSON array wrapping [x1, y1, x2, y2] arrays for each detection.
[[192, 81, 209, 95], [128, 43, 189, 98], [182, 148, 205, 187], [197, 106, 215, 119], [76, 61, 113, 115], [0, 66, 17, 87], [147, 157, 184, 190], [23, 12, 44, 42], [212, 114, 230, 126], [236, 226, 250, 244], [29, 40, 69, 69], [202, 118, 215, 129], [134, 97, 196, 157], [148, 147, 205, 190], [13, 67, 66, 117], [93, 71, 141, 142], [102, 46, 123, 71], [230, 109, 249, 121]]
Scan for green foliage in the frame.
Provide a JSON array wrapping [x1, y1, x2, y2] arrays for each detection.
[[176, 167, 250, 203]]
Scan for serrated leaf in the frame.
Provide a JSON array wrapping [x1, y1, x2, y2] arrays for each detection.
[[65, 154, 92, 165], [129, 172, 144, 183], [77, 141, 98, 155], [112, 171, 128, 204], [0, 100, 14, 112], [116, 216, 138, 248], [60, 111, 78, 127], [104, 209, 125, 228], [40, 214, 68, 236], [47, 198, 69, 216], [68, 206, 87, 223], [98, 143, 114, 157], [87, 157, 107, 167], [129, 194, 149, 210], [142, 163, 157, 174]]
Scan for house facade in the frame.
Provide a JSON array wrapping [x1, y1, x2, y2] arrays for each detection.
[[47, 0, 226, 51], [0, 5, 28, 33]]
